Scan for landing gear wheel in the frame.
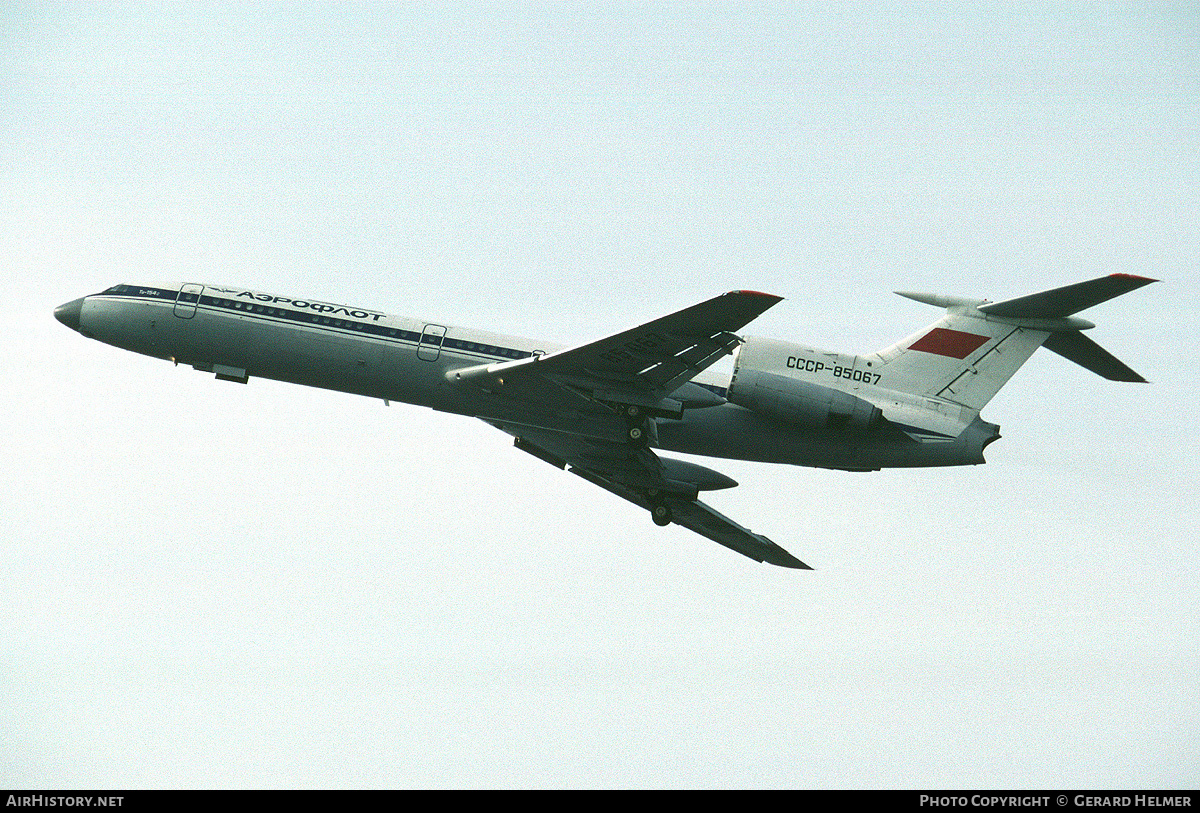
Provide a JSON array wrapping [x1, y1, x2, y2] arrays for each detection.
[[650, 501, 672, 527], [626, 424, 648, 447], [622, 404, 643, 422]]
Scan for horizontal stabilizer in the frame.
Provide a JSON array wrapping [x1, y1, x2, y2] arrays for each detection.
[[1042, 331, 1148, 382], [980, 273, 1157, 318]]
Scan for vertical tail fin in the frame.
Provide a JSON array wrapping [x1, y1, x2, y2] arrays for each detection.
[[875, 274, 1156, 411]]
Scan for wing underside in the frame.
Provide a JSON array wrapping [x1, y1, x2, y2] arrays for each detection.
[[458, 290, 807, 569], [496, 424, 811, 569]]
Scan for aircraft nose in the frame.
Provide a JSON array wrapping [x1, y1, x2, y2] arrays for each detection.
[[54, 298, 85, 331]]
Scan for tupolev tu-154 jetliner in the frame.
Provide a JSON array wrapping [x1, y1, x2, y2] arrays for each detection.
[[56, 273, 1154, 569]]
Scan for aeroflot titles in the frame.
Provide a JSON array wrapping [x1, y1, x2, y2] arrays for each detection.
[[224, 288, 385, 322]]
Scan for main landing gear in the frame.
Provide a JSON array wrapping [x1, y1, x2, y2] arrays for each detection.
[[646, 490, 673, 526], [620, 404, 652, 448], [610, 403, 670, 525]]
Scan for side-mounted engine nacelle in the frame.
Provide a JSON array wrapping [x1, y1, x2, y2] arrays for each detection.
[[728, 364, 882, 430]]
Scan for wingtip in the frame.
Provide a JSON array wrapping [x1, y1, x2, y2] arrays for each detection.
[[763, 548, 814, 570], [1108, 273, 1159, 284], [729, 289, 783, 301]]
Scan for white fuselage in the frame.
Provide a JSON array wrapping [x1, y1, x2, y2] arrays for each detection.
[[66, 282, 1000, 471]]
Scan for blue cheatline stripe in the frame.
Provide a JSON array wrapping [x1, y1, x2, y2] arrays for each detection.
[[98, 284, 535, 363]]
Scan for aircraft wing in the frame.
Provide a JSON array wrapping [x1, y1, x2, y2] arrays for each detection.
[[448, 290, 783, 416], [493, 423, 812, 569]]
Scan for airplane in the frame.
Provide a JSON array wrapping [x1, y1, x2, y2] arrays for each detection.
[[55, 273, 1155, 569]]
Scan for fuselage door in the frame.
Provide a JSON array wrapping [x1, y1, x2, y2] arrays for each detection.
[[417, 324, 447, 362], [173, 283, 204, 319]]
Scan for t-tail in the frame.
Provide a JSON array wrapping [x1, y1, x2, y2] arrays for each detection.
[[880, 273, 1157, 412], [725, 273, 1155, 468]]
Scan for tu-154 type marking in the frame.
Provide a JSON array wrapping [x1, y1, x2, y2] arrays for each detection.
[[56, 273, 1155, 569]]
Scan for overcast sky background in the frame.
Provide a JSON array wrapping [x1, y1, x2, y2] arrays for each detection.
[[3, 3, 1197, 788]]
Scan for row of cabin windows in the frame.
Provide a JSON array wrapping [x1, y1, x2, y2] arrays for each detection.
[[103, 284, 530, 360]]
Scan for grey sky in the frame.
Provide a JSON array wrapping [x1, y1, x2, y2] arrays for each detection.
[[3, 3, 1197, 788]]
